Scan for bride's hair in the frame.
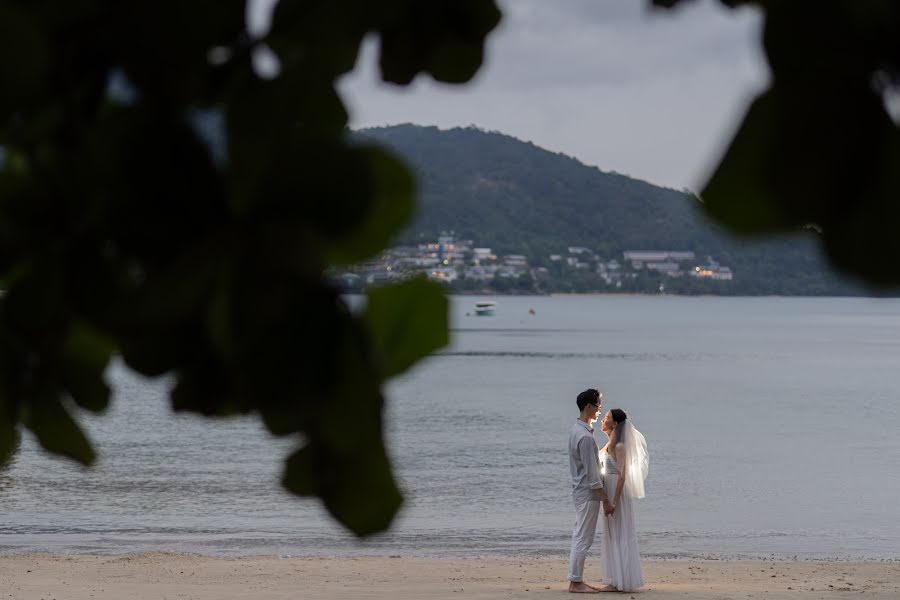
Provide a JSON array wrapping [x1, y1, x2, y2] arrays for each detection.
[[609, 408, 628, 446]]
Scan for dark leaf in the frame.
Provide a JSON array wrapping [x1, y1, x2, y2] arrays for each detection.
[[85, 105, 227, 264], [0, 259, 67, 346], [282, 444, 319, 496], [700, 92, 798, 233], [228, 276, 344, 435], [282, 304, 402, 535], [0, 0, 495, 536], [0, 6, 49, 120], [283, 437, 403, 536], [327, 145, 416, 264], [365, 278, 449, 377], [170, 359, 241, 416], [21, 390, 95, 465], [205, 275, 236, 360], [237, 141, 372, 237], [269, 0, 368, 79], [226, 79, 369, 237], [820, 127, 900, 285], [650, 0, 687, 9], [60, 322, 115, 412], [377, 0, 501, 85], [650, 0, 749, 8], [110, 244, 223, 377], [0, 408, 18, 469], [226, 71, 348, 151], [116, 0, 246, 107]]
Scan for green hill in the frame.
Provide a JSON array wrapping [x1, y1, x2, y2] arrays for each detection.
[[356, 124, 867, 295]]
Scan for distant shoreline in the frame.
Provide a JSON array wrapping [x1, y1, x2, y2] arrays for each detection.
[[347, 289, 900, 299], [448, 291, 898, 299]]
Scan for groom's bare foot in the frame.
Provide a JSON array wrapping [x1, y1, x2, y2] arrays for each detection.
[[568, 582, 600, 593], [597, 584, 619, 592]]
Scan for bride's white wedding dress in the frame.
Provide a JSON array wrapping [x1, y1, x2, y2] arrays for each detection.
[[600, 450, 644, 591]]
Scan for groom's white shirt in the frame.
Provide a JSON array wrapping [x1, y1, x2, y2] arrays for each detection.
[[569, 420, 604, 503]]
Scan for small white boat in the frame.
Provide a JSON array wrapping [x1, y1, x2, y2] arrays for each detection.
[[474, 301, 497, 316]]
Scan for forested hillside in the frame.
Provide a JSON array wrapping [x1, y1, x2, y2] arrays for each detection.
[[357, 124, 868, 295]]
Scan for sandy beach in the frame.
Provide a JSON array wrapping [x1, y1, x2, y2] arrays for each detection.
[[0, 555, 896, 599]]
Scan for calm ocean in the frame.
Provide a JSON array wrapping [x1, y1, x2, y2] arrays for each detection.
[[1, 295, 899, 560]]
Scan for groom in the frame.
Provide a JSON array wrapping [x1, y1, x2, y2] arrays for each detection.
[[567, 388, 613, 593]]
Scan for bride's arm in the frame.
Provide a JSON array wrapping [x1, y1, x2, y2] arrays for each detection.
[[613, 442, 627, 507]]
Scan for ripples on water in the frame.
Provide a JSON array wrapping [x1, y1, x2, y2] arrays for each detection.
[[2, 296, 899, 559]]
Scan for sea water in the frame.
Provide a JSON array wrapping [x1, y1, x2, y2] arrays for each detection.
[[1, 296, 898, 559]]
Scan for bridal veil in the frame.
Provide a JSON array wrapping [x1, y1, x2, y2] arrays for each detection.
[[620, 420, 649, 498]]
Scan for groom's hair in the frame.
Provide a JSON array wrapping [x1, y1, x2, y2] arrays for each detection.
[[576, 388, 601, 411]]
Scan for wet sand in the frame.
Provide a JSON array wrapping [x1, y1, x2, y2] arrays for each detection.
[[0, 554, 896, 599]]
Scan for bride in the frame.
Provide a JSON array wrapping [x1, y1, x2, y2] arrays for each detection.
[[598, 409, 649, 592]]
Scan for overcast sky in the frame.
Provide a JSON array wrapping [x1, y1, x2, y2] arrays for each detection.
[[250, 0, 769, 191]]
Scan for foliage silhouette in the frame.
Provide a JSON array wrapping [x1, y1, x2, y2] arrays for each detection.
[[656, 0, 900, 286], [363, 124, 862, 296], [2, 0, 899, 537], [0, 0, 499, 536]]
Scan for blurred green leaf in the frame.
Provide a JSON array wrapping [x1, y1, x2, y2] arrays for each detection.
[[0, 259, 68, 350], [699, 0, 900, 289], [283, 437, 403, 536], [21, 391, 95, 466], [85, 105, 227, 264], [377, 0, 502, 84], [60, 322, 114, 412], [170, 357, 241, 416], [230, 278, 345, 435], [651, 0, 749, 8], [820, 128, 900, 284], [206, 275, 236, 361], [0, 408, 17, 469], [0, 0, 500, 535], [282, 444, 319, 496], [226, 76, 371, 236], [237, 141, 373, 237], [227, 71, 348, 153], [110, 245, 223, 377], [268, 0, 368, 79], [117, 0, 246, 107], [0, 6, 49, 120], [700, 91, 798, 233], [6, 0, 900, 542], [281, 303, 403, 535], [365, 278, 449, 377], [327, 145, 416, 264]]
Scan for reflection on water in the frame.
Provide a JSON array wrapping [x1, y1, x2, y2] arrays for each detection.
[[0, 475, 15, 494]]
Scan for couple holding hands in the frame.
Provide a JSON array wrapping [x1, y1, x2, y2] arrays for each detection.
[[567, 388, 649, 593]]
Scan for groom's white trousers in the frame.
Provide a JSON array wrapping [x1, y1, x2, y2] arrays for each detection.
[[568, 499, 601, 582]]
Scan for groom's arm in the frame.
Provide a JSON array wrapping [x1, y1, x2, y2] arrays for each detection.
[[578, 438, 610, 505]]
